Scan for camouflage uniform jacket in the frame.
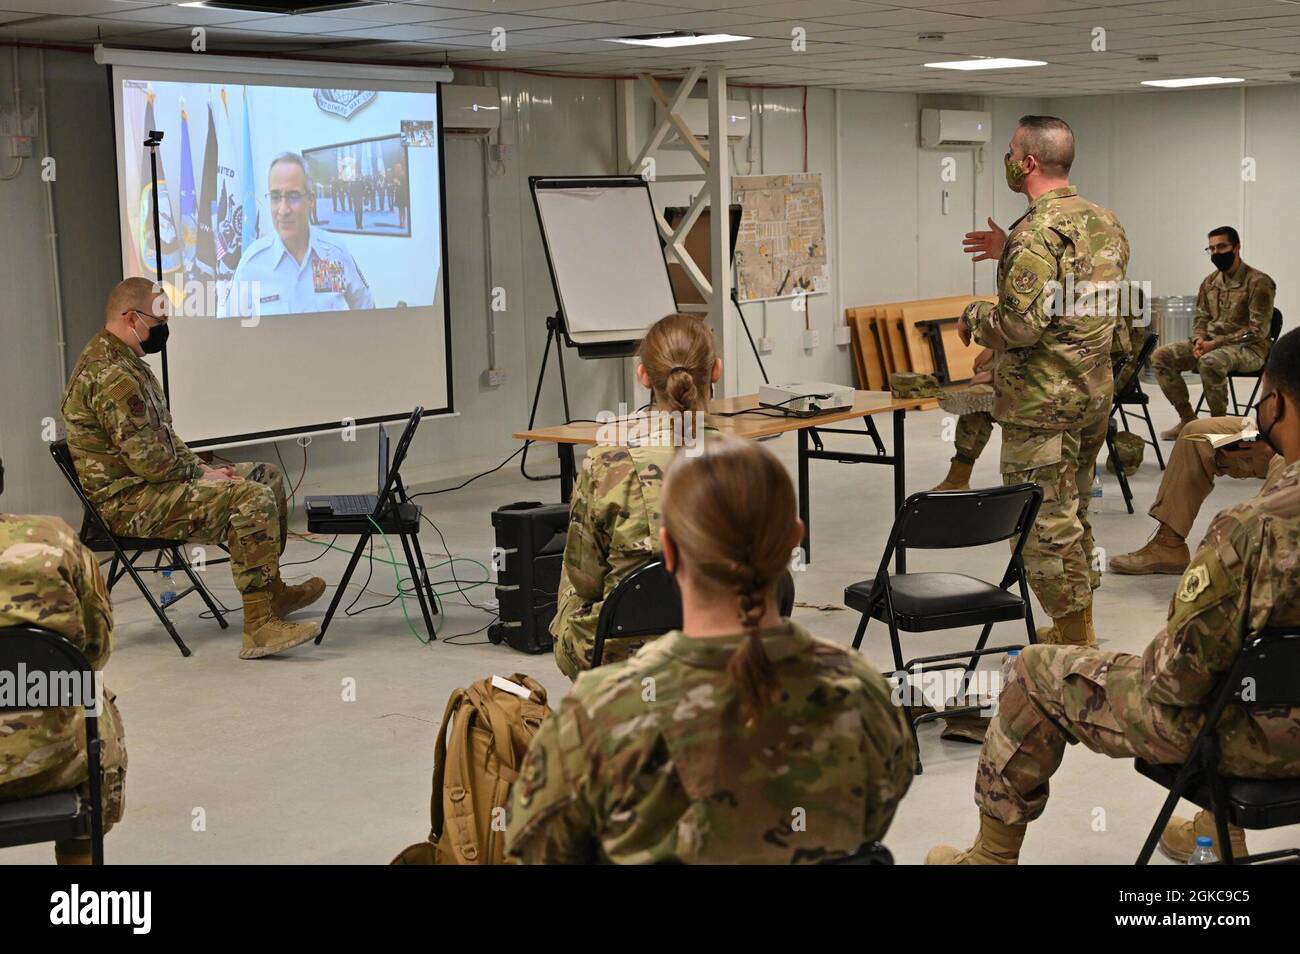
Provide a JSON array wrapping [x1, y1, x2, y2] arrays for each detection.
[[61, 330, 203, 506], [1193, 261, 1275, 351], [1138, 457, 1300, 777], [551, 415, 717, 679], [966, 186, 1130, 430], [507, 621, 916, 864], [0, 514, 113, 786]]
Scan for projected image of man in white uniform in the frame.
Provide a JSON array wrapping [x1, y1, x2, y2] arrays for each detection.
[[225, 152, 374, 318]]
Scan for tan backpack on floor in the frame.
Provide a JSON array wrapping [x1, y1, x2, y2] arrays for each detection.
[[392, 673, 551, 865]]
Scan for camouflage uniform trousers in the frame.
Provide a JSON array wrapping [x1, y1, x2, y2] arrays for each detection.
[[1076, 407, 1109, 590], [953, 412, 994, 466], [98, 462, 289, 593], [1001, 424, 1091, 620], [0, 691, 127, 832], [1152, 338, 1268, 417], [975, 645, 1193, 825]]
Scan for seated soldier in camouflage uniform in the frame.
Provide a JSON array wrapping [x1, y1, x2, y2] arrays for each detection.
[[0, 462, 126, 864], [61, 278, 325, 660], [1152, 226, 1275, 439], [551, 314, 721, 680], [1111, 415, 1282, 576], [929, 329, 1300, 865], [508, 438, 915, 863]]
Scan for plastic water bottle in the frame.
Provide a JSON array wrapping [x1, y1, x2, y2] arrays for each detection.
[[999, 648, 1021, 697], [1188, 835, 1218, 865], [1092, 474, 1103, 499], [159, 569, 177, 608]]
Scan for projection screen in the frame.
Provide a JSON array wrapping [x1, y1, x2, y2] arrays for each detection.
[[100, 47, 454, 448]]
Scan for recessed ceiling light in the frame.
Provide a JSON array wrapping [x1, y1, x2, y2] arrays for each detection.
[[175, 0, 377, 12], [608, 32, 751, 48], [1141, 76, 1244, 88], [925, 57, 1047, 71]]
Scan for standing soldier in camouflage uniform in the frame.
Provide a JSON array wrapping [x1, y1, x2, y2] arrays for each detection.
[[929, 332, 1300, 864], [61, 278, 325, 659], [552, 314, 720, 680], [957, 116, 1129, 647], [508, 439, 915, 863], [0, 461, 126, 864], [1152, 227, 1275, 438]]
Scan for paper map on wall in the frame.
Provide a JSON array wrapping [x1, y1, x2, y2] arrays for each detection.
[[733, 172, 830, 303]]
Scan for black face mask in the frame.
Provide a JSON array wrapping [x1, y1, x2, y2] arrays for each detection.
[[1256, 393, 1282, 456], [1210, 251, 1236, 272], [132, 317, 169, 354]]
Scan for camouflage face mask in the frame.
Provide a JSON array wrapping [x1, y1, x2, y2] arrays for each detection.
[[1004, 154, 1028, 192]]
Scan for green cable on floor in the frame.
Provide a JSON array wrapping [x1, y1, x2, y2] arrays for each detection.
[[291, 532, 493, 597], [365, 516, 427, 644]]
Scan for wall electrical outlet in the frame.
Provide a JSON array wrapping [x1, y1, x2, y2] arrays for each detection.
[[801, 329, 819, 350], [834, 325, 852, 346], [482, 368, 506, 388], [758, 336, 774, 354]]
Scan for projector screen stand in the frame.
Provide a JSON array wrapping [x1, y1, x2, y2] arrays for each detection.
[[520, 314, 574, 483], [731, 287, 770, 385], [144, 129, 170, 401]]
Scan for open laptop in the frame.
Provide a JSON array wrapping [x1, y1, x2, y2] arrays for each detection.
[[305, 407, 422, 518]]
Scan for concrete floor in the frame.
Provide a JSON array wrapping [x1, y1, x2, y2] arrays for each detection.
[[7, 386, 1288, 865]]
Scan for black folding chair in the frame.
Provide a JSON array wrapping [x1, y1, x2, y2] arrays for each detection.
[[843, 483, 1043, 772], [820, 841, 894, 865], [1195, 308, 1283, 417], [1113, 330, 1165, 471], [1135, 629, 1300, 865], [0, 624, 105, 864], [591, 560, 796, 668], [50, 439, 228, 658]]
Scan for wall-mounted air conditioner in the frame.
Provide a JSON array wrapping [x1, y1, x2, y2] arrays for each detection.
[[920, 108, 993, 148], [443, 85, 501, 138], [655, 98, 750, 145]]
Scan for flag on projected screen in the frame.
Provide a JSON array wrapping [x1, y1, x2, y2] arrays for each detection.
[[214, 87, 243, 282], [239, 86, 258, 248], [137, 90, 182, 291], [178, 101, 198, 283], [194, 100, 218, 286]]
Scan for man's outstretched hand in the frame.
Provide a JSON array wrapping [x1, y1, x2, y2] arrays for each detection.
[[962, 217, 1007, 263]]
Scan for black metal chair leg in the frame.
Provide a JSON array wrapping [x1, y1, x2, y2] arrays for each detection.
[[399, 533, 436, 640], [1136, 775, 1192, 864], [1142, 404, 1165, 469], [316, 534, 371, 645], [118, 553, 191, 657], [173, 547, 229, 630], [409, 533, 441, 620], [851, 614, 868, 650]]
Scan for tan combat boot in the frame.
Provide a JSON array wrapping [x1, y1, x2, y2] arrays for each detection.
[[932, 460, 973, 492], [1036, 608, 1096, 647], [270, 574, 327, 618], [1159, 810, 1248, 863], [927, 814, 1027, 865], [54, 842, 94, 865], [240, 590, 320, 660], [1159, 404, 1197, 441], [1110, 524, 1190, 575]]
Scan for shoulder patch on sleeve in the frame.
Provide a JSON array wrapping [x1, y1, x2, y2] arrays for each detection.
[[1001, 245, 1056, 314], [106, 373, 138, 404]]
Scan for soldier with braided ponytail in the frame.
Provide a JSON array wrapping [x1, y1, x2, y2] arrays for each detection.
[[507, 438, 916, 864], [551, 313, 722, 680]]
